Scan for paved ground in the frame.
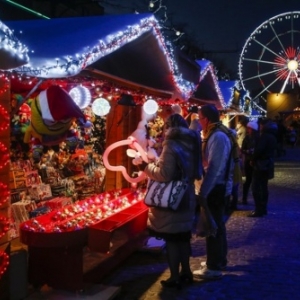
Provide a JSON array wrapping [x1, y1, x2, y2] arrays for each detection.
[[99, 146, 300, 300]]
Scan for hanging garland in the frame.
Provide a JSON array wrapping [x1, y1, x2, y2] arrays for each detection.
[[0, 216, 9, 240], [0, 104, 10, 132], [0, 142, 9, 170], [0, 183, 9, 208]]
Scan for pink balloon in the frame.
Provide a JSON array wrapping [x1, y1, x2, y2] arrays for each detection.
[[103, 137, 148, 184]]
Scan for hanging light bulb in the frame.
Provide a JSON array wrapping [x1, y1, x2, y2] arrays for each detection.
[[69, 86, 91, 109], [149, 1, 155, 8], [92, 98, 111, 116], [143, 99, 158, 115]]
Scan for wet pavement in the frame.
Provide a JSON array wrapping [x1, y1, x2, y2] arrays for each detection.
[[100, 146, 300, 300]]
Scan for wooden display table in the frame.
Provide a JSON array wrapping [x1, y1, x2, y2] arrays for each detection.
[[20, 189, 148, 291]]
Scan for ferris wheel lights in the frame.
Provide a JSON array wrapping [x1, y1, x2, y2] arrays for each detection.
[[287, 60, 298, 71]]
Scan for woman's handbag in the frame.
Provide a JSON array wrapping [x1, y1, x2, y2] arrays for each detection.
[[144, 177, 189, 210], [196, 199, 217, 238], [144, 148, 189, 211]]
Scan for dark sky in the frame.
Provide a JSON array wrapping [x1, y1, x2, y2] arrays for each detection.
[[101, 0, 300, 76], [1, 0, 300, 80]]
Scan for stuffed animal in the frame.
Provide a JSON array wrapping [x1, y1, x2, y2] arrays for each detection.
[[23, 85, 85, 146]]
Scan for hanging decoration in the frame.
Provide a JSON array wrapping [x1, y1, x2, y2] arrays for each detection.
[[0, 216, 10, 240], [143, 99, 159, 115], [0, 142, 9, 170], [69, 85, 92, 109], [103, 137, 148, 184], [23, 85, 85, 146], [0, 104, 10, 131], [0, 182, 9, 208], [92, 98, 111, 116]]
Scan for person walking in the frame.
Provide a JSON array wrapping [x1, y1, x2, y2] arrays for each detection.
[[193, 105, 235, 280], [240, 120, 260, 204], [248, 118, 278, 217], [142, 113, 203, 289]]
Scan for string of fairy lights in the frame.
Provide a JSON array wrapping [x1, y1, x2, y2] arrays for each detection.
[[12, 14, 195, 101], [0, 75, 10, 280], [1, 0, 267, 116]]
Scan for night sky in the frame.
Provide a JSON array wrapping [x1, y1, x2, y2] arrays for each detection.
[[102, 0, 300, 76], [1, 0, 300, 80]]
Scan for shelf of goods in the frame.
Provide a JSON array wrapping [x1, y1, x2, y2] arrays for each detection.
[[20, 188, 148, 291]]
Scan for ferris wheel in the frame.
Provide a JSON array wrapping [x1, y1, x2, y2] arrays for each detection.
[[238, 11, 300, 102]]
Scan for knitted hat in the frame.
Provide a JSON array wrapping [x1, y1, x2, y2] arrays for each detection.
[[39, 85, 84, 122], [247, 121, 258, 131]]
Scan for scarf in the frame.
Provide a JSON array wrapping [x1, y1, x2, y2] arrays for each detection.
[[202, 122, 242, 185]]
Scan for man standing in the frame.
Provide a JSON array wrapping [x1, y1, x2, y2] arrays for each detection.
[[193, 105, 235, 279], [248, 118, 277, 217]]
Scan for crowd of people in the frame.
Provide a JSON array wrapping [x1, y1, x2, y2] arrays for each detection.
[[137, 105, 297, 289]]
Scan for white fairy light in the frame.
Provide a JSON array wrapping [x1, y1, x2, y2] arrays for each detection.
[[92, 98, 111, 116], [69, 86, 92, 109], [143, 99, 159, 115]]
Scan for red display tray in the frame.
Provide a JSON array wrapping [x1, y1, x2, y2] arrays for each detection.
[[88, 202, 148, 253], [20, 189, 148, 248]]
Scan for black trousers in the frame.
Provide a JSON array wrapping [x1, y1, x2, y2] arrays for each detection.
[[243, 160, 253, 201], [251, 169, 269, 214], [206, 184, 228, 270]]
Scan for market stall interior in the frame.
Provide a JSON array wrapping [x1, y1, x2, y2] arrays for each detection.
[[0, 13, 207, 296]]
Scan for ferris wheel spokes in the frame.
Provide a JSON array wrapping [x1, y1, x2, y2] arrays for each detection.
[[291, 13, 294, 48], [253, 38, 283, 61], [242, 67, 284, 83], [243, 57, 283, 66], [280, 70, 293, 93], [239, 11, 300, 100], [251, 73, 283, 100], [269, 22, 288, 57]]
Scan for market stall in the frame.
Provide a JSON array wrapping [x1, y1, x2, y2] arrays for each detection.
[[1, 13, 200, 292]]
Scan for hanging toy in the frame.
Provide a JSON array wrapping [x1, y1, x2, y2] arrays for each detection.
[[23, 85, 85, 146], [18, 103, 31, 134]]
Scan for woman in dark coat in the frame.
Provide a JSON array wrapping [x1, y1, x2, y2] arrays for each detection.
[[248, 118, 278, 217], [143, 113, 203, 289]]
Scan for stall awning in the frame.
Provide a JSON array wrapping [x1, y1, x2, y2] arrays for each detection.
[[6, 13, 198, 100], [189, 60, 225, 109], [0, 19, 29, 70]]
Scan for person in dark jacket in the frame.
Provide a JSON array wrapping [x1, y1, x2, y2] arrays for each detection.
[[240, 121, 260, 204], [248, 118, 278, 217], [143, 113, 203, 289]]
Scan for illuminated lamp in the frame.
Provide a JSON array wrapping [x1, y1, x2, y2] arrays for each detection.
[[143, 99, 158, 115], [69, 86, 91, 109], [92, 98, 111, 116]]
